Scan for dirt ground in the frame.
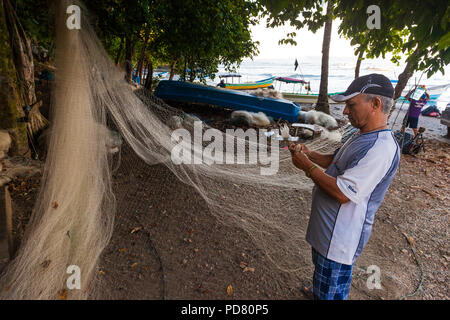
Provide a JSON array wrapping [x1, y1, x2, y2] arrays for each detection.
[[3, 102, 449, 300]]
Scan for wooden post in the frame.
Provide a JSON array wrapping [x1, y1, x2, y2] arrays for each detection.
[[0, 186, 13, 268]]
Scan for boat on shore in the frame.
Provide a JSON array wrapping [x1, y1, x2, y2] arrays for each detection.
[[154, 80, 300, 122], [224, 77, 275, 90], [282, 92, 344, 104], [274, 76, 342, 104]]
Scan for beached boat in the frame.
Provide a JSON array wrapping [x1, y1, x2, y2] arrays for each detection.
[[282, 92, 344, 104], [154, 80, 300, 122], [274, 76, 341, 104], [224, 77, 275, 90], [276, 77, 307, 85]]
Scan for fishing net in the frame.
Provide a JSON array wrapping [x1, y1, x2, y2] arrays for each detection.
[[0, 0, 345, 299]]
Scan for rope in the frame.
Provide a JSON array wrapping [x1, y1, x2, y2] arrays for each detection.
[[399, 234, 424, 300], [142, 228, 167, 300]]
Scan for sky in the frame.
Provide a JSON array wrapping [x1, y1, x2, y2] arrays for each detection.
[[249, 18, 375, 60], [247, 18, 450, 80]]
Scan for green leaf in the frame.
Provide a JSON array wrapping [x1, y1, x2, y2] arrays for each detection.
[[438, 32, 450, 51]]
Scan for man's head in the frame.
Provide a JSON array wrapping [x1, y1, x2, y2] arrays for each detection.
[[331, 74, 394, 129]]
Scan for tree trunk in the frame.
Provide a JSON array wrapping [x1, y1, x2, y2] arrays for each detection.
[[124, 37, 134, 82], [3, 0, 47, 140], [183, 58, 187, 82], [189, 61, 195, 82], [0, 0, 29, 156], [137, 27, 151, 80], [115, 37, 124, 65], [393, 48, 420, 101], [144, 59, 153, 91], [316, 1, 332, 114], [388, 48, 421, 117], [169, 59, 177, 80], [355, 48, 364, 79]]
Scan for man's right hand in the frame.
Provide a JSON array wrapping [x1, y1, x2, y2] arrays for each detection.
[[301, 144, 311, 156], [290, 144, 334, 169], [289, 143, 311, 156]]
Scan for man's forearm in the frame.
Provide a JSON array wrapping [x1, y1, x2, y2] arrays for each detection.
[[309, 166, 350, 204], [306, 151, 334, 169], [291, 150, 349, 204]]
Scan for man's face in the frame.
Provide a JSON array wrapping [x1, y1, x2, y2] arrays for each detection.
[[342, 94, 374, 129]]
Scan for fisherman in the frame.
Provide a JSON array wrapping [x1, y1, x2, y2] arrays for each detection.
[[217, 79, 226, 88], [289, 74, 400, 300], [402, 85, 430, 137]]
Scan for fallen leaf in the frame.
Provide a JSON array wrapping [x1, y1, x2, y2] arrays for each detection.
[[130, 226, 142, 234], [52, 201, 59, 209], [227, 285, 233, 296], [130, 262, 138, 268], [243, 267, 255, 273], [58, 289, 67, 300], [118, 248, 127, 253], [99, 270, 105, 275], [239, 262, 247, 269], [194, 248, 199, 253], [403, 233, 415, 247]]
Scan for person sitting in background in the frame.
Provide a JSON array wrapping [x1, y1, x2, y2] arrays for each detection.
[[217, 79, 226, 88], [402, 86, 430, 137]]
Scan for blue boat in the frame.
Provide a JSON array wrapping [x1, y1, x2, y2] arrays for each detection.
[[154, 80, 300, 122]]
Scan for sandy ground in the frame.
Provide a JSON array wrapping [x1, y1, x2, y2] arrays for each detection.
[[3, 102, 449, 300]]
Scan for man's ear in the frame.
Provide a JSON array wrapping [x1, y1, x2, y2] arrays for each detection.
[[372, 97, 382, 111]]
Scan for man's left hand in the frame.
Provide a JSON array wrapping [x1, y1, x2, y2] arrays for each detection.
[[291, 150, 313, 171]]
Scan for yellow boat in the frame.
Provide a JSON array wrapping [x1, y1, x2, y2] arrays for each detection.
[[224, 77, 275, 90]]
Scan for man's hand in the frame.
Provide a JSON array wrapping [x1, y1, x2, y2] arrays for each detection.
[[289, 143, 311, 156], [289, 143, 334, 169], [291, 149, 314, 171]]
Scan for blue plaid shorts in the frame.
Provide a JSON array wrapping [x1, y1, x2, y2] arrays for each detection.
[[311, 248, 353, 300]]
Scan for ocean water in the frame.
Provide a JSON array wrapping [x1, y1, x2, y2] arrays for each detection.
[[213, 56, 450, 110]]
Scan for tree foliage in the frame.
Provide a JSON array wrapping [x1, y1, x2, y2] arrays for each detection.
[[83, 0, 260, 83], [260, 0, 332, 45], [152, 0, 260, 82], [261, 1, 449, 79], [336, 0, 450, 78]]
